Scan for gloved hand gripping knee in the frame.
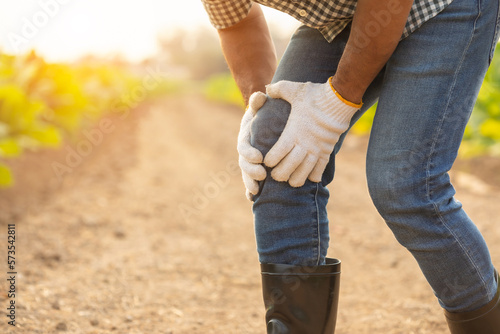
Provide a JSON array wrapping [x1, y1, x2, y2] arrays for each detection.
[[236, 78, 362, 200], [237, 91, 268, 200], [264, 77, 362, 187]]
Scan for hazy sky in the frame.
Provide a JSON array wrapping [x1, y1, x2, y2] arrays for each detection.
[[0, 0, 298, 62]]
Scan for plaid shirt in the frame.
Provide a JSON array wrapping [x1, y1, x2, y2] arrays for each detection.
[[202, 0, 454, 42]]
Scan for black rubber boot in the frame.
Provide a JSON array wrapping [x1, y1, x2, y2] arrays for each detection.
[[261, 258, 341, 334], [445, 271, 500, 334]]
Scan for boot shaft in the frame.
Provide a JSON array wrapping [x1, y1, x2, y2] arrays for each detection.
[[261, 258, 341, 334], [445, 271, 500, 334]]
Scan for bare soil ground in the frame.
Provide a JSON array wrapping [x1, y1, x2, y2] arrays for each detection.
[[1, 94, 499, 334]]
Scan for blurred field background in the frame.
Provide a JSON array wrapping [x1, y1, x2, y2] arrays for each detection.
[[0, 1, 499, 333], [0, 0, 299, 188], [1, 0, 500, 187], [1, 9, 500, 186]]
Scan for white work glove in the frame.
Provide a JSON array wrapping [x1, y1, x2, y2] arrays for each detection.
[[264, 77, 362, 187], [237, 91, 267, 200]]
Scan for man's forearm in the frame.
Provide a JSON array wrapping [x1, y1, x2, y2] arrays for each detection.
[[332, 0, 414, 104], [218, 4, 277, 104]]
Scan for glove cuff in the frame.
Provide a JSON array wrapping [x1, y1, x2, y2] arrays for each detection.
[[327, 77, 363, 109], [317, 78, 361, 124]]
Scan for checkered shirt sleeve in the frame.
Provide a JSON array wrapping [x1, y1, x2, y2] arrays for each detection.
[[201, 0, 454, 42], [202, 0, 253, 29]]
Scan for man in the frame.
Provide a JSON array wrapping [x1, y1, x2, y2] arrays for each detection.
[[202, 0, 500, 333]]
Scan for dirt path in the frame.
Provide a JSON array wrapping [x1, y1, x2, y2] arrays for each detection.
[[1, 95, 499, 334]]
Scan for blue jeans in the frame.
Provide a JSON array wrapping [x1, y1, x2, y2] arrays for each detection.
[[251, 0, 500, 312]]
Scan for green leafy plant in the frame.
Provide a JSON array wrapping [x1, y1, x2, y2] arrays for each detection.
[[203, 73, 245, 109], [0, 51, 177, 187]]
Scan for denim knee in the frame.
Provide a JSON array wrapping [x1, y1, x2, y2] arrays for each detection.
[[365, 151, 460, 249], [251, 96, 291, 156], [366, 150, 421, 217], [251, 96, 337, 187], [366, 153, 498, 312]]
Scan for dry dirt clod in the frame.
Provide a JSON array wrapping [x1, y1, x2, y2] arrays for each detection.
[[55, 322, 68, 331], [114, 228, 126, 239], [51, 300, 60, 310]]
